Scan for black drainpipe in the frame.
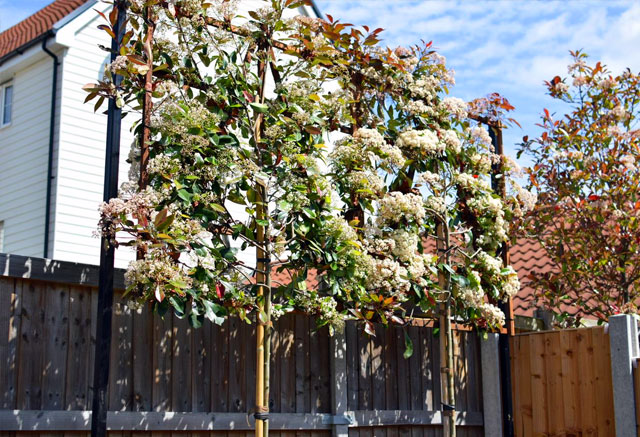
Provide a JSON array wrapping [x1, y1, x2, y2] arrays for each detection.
[[42, 33, 59, 259]]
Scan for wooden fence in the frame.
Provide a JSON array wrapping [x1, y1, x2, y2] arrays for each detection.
[[510, 327, 615, 436], [0, 254, 487, 437]]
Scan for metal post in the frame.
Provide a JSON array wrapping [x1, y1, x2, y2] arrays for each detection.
[[90, 3, 127, 437], [489, 125, 515, 437]]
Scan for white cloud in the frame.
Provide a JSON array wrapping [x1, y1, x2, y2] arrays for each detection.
[[315, 0, 640, 163]]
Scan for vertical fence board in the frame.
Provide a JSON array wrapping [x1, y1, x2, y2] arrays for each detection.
[[245, 319, 256, 416], [558, 330, 578, 432], [544, 332, 564, 435], [395, 327, 409, 411], [132, 306, 154, 412], [42, 283, 70, 411], [212, 319, 229, 412], [171, 315, 192, 412], [578, 329, 597, 434], [592, 327, 614, 435], [65, 286, 92, 410], [0, 277, 20, 409], [227, 317, 244, 413], [16, 280, 45, 409], [529, 332, 548, 436], [280, 315, 295, 414], [110, 294, 133, 411], [270, 317, 282, 414], [153, 313, 173, 411], [384, 326, 398, 411], [192, 319, 212, 413], [345, 321, 358, 411]]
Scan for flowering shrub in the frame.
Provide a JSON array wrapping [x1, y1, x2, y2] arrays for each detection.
[[520, 51, 640, 326], [87, 0, 528, 334]]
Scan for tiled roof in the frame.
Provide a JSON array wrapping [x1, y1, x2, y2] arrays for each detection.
[[0, 0, 88, 61], [510, 238, 554, 317]]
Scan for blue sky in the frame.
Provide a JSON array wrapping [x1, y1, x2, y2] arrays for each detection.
[[3, 0, 640, 164], [315, 1, 640, 165]]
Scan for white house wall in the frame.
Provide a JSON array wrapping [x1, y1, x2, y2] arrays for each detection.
[[0, 50, 61, 258], [53, 3, 135, 267]]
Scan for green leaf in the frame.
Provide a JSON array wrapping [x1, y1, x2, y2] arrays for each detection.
[[189, 312, 203, 328], [403, 331, 414, 359], [169, 296, 185, 318], [210, 203, 226, 213], [250, 103, 269, 113], [178, 189, 192, 202], [203, 300, 226, 325]]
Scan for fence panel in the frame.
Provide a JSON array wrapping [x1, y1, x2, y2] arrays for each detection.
[[0, 270, 485, 436], [511, 327, 615, 436]]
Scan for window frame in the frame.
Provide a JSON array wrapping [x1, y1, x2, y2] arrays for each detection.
[[1, 81, 13, 128]]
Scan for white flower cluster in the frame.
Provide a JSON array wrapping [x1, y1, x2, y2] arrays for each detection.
[[403, 100, 434, 116], [553, 82, 569, 94], [573, 76, 588, 87], [454, 173, 491, 192], [612, 105, 628, 120], [620, 154, 636, 171], [480, 303, 505, 327], [346, 171, 385, 198], [332, 129, 404, 171], [294, 293, 344, 330], [469, 153, 491, 173], [390, 230, 418, 262], [459, 285, 484, 308], [425, 196, 446, 215], [364, 256, 410, 294], [421, 171, 440, 186], [377, 192, 426, 226], [441, 97, 468, 119], [396, 129, 444, 156], [441, 129, 462, 154], [108, 55, 128, 74], [469, 126, 493, 148], [502, 268, 520, 298], [477, 250, 503, 278], [513, 183, 537, 213], [125, 252, 193, 291], [409, 76, 439, 100], [148, 155, 181, 176]]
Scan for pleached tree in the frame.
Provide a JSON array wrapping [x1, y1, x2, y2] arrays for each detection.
[[86, 1, 531, 436]]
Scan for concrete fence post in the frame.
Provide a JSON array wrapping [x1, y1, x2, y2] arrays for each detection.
[[608, 314, 639, 436], [480, 333, 503, 437]]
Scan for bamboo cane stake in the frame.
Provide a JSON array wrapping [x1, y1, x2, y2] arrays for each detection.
[[253, 44, 269, 437], [436, 215, 456, 437]]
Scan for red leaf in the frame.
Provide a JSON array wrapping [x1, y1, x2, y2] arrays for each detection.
[[243, 91, 255, 103], [588, 194, 600, 201], [216, 282, 225, 299]]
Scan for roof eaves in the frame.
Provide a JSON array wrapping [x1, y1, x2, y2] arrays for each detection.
[[309, 0, 323, 19], [0, 30, 54, 67], [52, 0, 96, 31]]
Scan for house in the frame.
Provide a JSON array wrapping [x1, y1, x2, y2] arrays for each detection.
[[0, 0, 321, 269]]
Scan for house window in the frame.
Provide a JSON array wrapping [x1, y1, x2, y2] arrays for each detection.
[[1, 82, 13, 126]]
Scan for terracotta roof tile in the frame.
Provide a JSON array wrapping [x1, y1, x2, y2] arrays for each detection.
[[0, 0, 89, 61]]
